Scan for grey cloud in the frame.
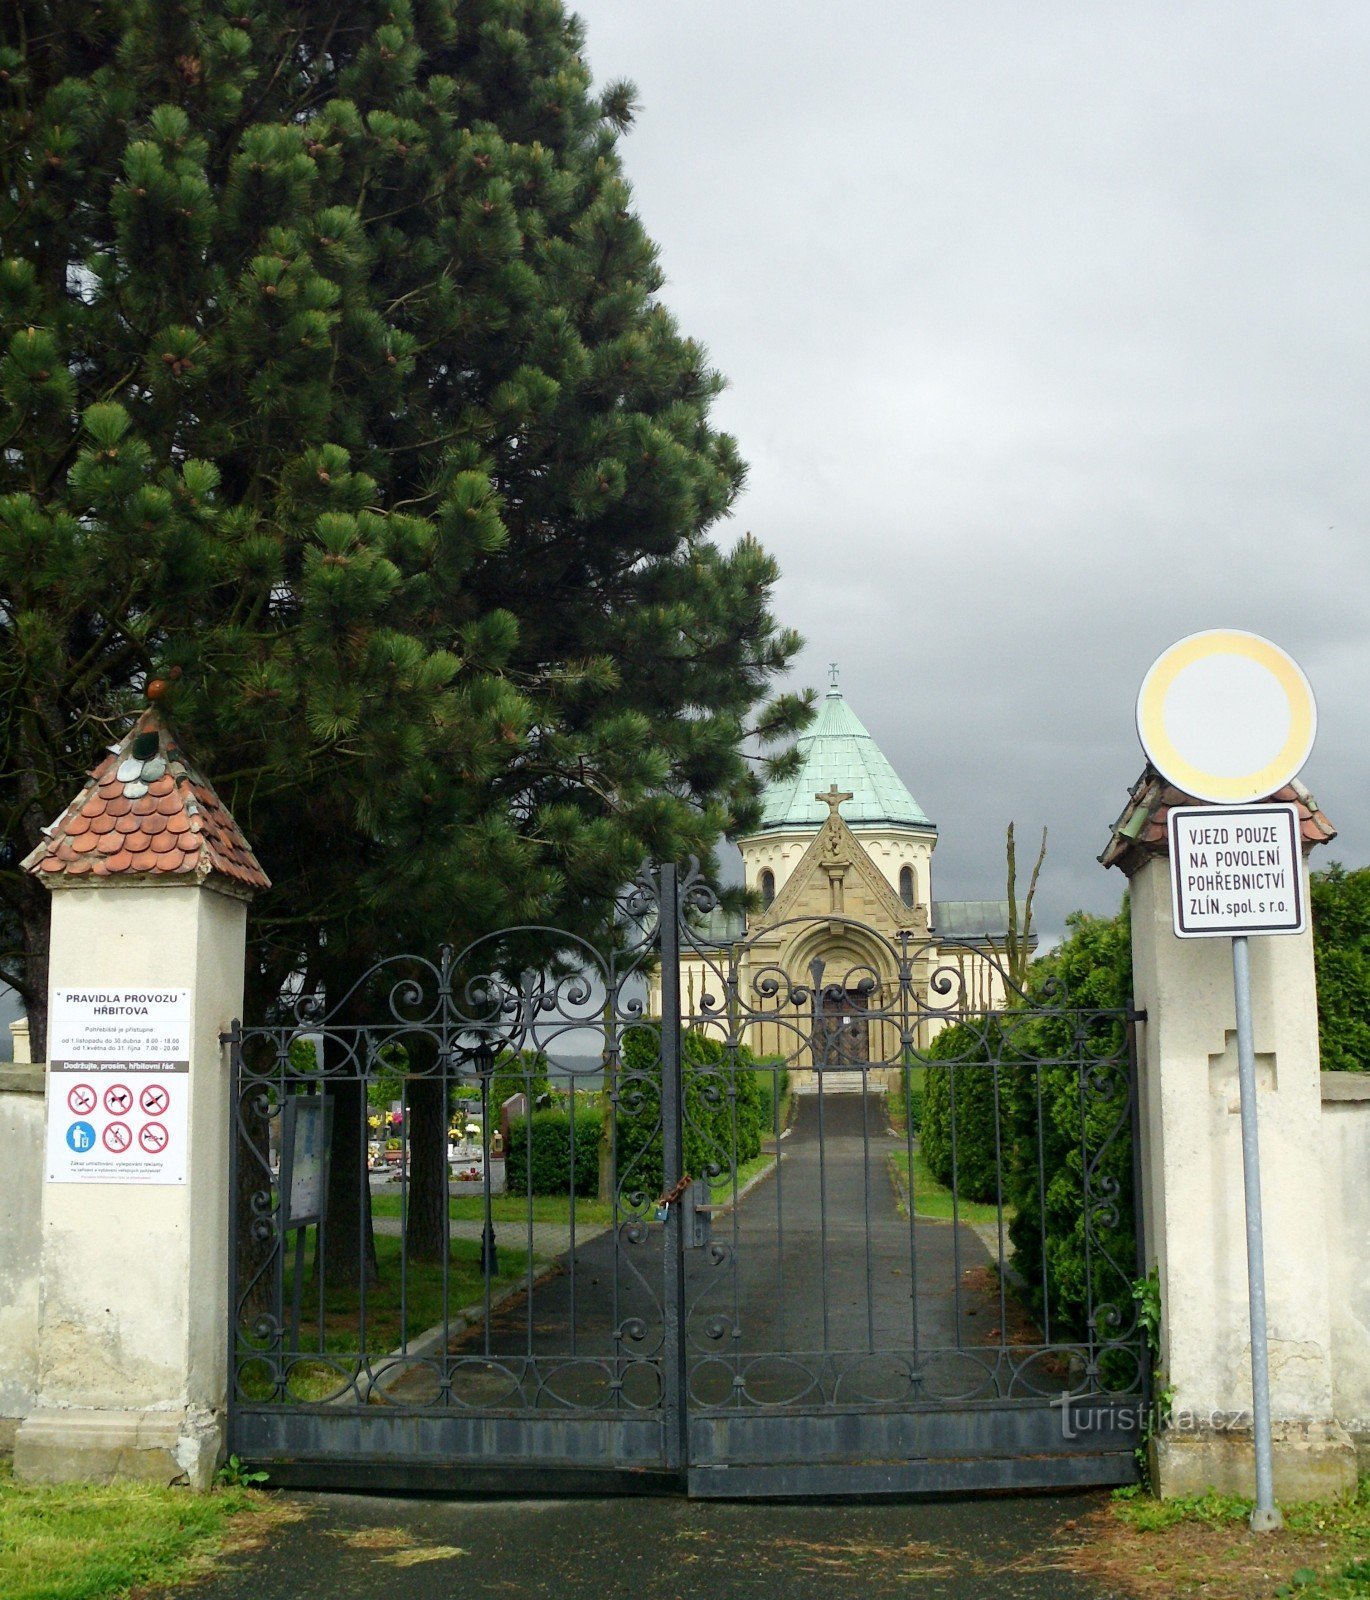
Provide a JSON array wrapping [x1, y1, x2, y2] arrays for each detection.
[[576, 1, 1370, 934]]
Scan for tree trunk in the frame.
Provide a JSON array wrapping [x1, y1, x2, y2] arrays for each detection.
[[315, 966, 380, 1291], [318, 1072, 379, 1290], [18, 880, 50, 1063], [406, 1053, 449, 1264]]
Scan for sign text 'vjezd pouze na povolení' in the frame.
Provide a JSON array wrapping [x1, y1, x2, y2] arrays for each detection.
[[1167, 802, 1304, 939], [44, 987, 191, 1185]]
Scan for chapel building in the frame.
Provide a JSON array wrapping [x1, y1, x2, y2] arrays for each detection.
[[669, 673, 1030, 1088]]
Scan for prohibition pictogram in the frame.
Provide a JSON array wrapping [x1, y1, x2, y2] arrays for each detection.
[[67, 1082, 98, 1116], [103, 1083, 134, 1116], [139, 1083, 170, 1116], [138, 1121, 168, 1155], [102, 1121, 132, 1154]]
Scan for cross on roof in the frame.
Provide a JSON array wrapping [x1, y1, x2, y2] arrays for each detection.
[[828, 662, 840, 688], [817, 783, 853, 818]]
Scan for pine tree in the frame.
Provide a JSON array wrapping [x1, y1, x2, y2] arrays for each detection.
[[1, 2, 809, 1277]]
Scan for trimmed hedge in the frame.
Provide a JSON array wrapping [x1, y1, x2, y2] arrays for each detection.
[[615, 1027, 768, 1198], [920, 1019, 1009, 1206], [917, 906, 1137, 1348], [505, 1043, 787, 1204], [1007, 909, 1135, 1346], [505, 1106, 602, 1197]]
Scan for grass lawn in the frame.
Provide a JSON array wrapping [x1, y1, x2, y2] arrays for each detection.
[[239, 1230, 531, 1401], [369, 1192, 613, 1228], [886, 1143, 1004, 1227], [1060, 1478, 1370, 1599], [0, 1463, 293, 1600], [711, 1150, 776, 1204]]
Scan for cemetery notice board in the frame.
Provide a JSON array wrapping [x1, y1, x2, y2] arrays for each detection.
[[45, 988, 191, 1184]]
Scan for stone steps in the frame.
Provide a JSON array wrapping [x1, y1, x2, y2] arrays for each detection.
[[793, 1069, 881, 1095]]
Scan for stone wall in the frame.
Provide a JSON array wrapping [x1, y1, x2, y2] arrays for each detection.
[[0, 1061, 44, 1450], [1322, 1072, 1370, 1461]]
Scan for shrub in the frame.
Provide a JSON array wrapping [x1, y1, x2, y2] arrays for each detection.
[[1310, 863, 1370, 1072], [505, 1106, 603, 1197], [489, 1050, 554, 1114], [906, 1086, 923, 1132], [914, 905, 1138, 1353], [614, 1027, 767, 1198], [919, 1020, 1007, 1206], [1005, 908, 1135, 1348]]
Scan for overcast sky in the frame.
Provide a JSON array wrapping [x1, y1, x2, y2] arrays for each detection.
[[572, 0, 1370, 936]]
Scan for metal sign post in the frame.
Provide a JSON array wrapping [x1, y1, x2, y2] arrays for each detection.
[[1137, 630, 1319, 1534], [1230, 933, 1280, 1530]]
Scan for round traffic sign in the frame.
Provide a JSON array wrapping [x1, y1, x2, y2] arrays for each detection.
[[1136, 630, 1316, 804]]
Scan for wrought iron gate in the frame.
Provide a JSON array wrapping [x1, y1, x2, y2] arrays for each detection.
[[227, 863, 1147, 1495]]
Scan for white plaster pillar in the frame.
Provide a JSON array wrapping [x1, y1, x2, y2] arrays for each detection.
[[1112, 781, 1356, 1500], [12, 882, 247, 1488], [13, 709, 265, 1488]]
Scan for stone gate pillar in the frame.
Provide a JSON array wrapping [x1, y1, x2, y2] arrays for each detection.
[[13, 707, 267, 1488], [1103, 769, 1357, 1500]]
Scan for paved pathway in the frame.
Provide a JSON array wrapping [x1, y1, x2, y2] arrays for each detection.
[[391, 1092, 1013, 1409], [700, 1091, 994, 1353], [192, 1488, 1127, 1600]]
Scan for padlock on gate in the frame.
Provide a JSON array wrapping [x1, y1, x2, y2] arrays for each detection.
[[655, 1172, 692, 1223]]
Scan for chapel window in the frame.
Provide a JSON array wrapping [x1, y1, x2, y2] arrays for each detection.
[[759, 868, 775, 908], [899, 865, 915, 908]]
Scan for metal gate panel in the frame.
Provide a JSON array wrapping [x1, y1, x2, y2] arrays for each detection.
[[227, 866, 690, 1488], [674, 895, 1147, 1496], [227, 862, 1147, 1494]]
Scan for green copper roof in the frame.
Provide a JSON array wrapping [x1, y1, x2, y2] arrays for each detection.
[[757, 682, 935, 833]]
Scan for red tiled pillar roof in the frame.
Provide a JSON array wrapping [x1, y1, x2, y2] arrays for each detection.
[[22, 709, 270, 895]]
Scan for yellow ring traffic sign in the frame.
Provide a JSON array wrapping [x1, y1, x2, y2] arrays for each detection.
[[1136, 630, 1316, 803]]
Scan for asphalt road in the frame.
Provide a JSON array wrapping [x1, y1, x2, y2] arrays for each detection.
[[192, 1488, 1129, 1600]]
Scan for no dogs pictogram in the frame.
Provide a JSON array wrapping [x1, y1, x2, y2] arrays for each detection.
[[67, 1082, 97, 1116], [103, 1083, 134, 1116], [102, 1121, 132, 1153], [138, 1122, 169, 1154], [139, 1084, 170, 1116]]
